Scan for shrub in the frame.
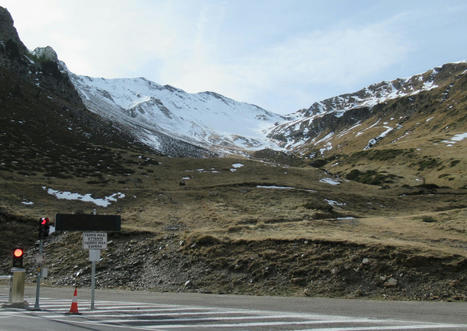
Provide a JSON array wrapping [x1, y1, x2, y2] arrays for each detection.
[[421, 216, 437, 223], [345, 169, 399, 186]]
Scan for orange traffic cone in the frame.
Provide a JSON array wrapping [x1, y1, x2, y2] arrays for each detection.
[[66, 287, 81, 314]]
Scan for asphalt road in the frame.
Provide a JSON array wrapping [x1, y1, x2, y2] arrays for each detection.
[[0, 286, 466, 330]]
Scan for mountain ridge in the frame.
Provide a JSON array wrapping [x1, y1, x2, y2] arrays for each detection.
[[66, 58, 466, 157], [268, 62, 467, 150]]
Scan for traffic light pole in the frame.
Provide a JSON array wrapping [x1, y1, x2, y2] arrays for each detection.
[[33, 239, 43, 310]]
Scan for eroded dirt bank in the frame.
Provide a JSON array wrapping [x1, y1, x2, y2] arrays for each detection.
[[3, 230, 464, 302]]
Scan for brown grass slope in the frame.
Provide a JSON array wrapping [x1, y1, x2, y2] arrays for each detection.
[[0, 152, 465, 300], [302, 64, 467, 189]]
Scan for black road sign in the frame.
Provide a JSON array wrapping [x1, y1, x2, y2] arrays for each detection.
[[55, 214, 121, 232]]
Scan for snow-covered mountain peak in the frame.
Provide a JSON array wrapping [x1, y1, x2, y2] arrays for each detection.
[[67, 61, 465, 156], [69, 73, 286, 155]]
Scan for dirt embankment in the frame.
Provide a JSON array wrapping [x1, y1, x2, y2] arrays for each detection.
[[3, 229, 464, 302]]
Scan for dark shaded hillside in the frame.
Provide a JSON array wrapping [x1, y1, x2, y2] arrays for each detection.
[[0, 210, 36, 260], [0, 6, 152, 179]]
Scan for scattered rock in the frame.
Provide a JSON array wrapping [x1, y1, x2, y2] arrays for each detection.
[[291, 277, 307, 286], [384, 277, 398, 287], [4, 231, 465, 302]]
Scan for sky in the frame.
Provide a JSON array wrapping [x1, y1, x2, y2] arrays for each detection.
[[2, 0, 467, 114]]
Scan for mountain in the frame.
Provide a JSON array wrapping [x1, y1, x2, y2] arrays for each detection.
[[65, 53, 466, 187], [268, 62, 467, 150], [0, 6, 151, 180], [1, 3, 465, 188], [67, 58, 466, 166], [269, 62, 466, 188], [69, 73, 286, 156]]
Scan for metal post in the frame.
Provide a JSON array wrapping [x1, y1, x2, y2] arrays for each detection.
[[91, 208, 96, 311], [91, 260, 96, 310], [88, 248, 101, 311], [9, 274, 12, 302], [33, 240, 43, 310]]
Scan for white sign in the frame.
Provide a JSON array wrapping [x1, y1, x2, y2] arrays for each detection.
[[41, 267, 48, 278], [83, 232, 107, 250]]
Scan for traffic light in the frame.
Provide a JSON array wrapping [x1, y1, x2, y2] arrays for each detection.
[[12, 248, 24, 268], [39, 217, 50, 239]]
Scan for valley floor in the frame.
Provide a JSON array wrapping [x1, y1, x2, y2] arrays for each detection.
[[1, 153, 466, 301]]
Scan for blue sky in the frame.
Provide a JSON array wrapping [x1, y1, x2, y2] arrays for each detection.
[[3, 0, 467, 114]]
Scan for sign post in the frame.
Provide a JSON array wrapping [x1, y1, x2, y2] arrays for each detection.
[[33, 240, 43, 310], [55, 213, 120, 311], [83, 232, 107, 310]]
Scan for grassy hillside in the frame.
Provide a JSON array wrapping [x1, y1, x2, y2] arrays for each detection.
[[0, 150, 465, 300], [299, 65, 467, 189]]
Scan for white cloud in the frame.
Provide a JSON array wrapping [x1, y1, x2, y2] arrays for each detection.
[[159, 20, 410, 112], [4, 1, 461, 114]]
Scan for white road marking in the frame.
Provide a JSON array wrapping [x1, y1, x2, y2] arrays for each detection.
[[141, 320, 457, 329], [96, 315, 371, 325], [44, 310, 257, 319], [300, 325, 466, 331], [1, 297, 464, 331]]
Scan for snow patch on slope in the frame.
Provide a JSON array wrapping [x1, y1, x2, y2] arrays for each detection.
[[442, 132, 467, 146], [43, 186, 125, 207]]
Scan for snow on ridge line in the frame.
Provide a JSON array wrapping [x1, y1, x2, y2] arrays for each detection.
[[276, 64, 454, 148], [43, 187, 125, 207]]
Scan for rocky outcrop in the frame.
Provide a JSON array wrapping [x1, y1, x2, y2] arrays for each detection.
[[0, 6, 28, 53], [32, 46, 58, 62]]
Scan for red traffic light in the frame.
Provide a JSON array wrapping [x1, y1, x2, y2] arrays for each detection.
[[39, 217, 50, 239], [12, 247, 24, 268], [13, 248, 24, 258]]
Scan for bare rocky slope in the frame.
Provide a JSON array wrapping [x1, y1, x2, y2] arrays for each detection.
[[1, 216, 465, 301]]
